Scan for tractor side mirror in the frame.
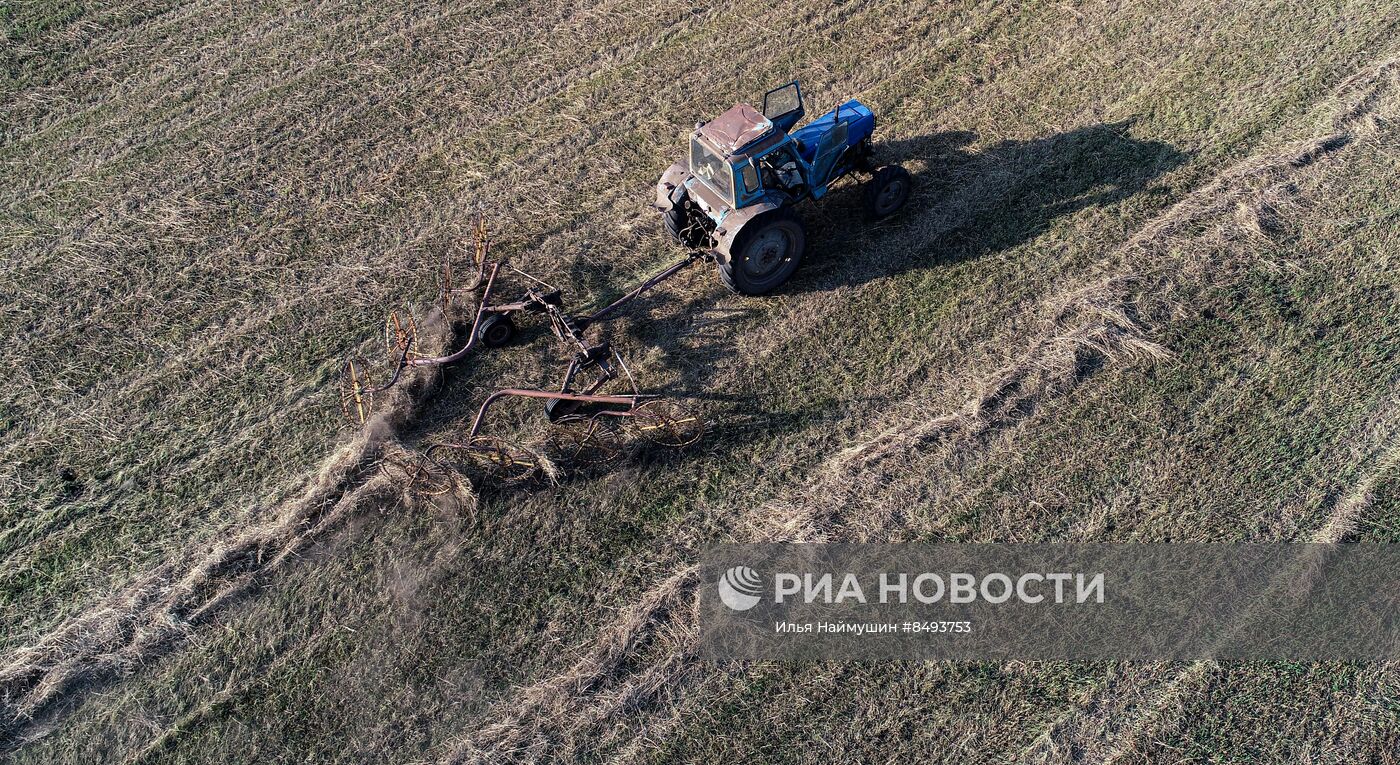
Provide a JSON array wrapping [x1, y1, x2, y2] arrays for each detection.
[[762, 81, 805, 132]]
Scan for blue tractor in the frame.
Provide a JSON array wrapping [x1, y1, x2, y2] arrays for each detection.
[[655, 81, 911, 294]]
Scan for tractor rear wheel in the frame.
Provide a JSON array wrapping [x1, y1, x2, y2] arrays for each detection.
[[863, 164, 912, 220], [662, 208, 686, 241], [718, 210, 806, 295]]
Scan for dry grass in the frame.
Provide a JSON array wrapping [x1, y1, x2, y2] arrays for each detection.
[[0, 303, 459, 745], [4, 0, 1400, 762]]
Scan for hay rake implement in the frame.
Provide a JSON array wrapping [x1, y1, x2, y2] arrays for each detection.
[[340, 214, 705, 488], [341, 81, 910, 490]]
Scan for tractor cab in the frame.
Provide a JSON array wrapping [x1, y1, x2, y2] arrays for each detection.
[[687, 102, 783, 209], [678, 82, 878, 215], [656, 80, 909, 295]]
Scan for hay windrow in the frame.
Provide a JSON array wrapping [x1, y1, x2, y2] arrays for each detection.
[[0, 311, 463, 750]]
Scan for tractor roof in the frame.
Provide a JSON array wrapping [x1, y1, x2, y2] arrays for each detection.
[[697, 103, 773, 155]]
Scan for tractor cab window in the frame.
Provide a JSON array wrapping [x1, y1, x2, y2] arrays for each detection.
[[689, 137, 733, 204], [762, 82, 804, 132], [739, 162, 760, 194]]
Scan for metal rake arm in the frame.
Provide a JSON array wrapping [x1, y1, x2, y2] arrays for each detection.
[[582, 252, 705, 325], [465, 388, 647, 441], [406, 262, 504, 367]]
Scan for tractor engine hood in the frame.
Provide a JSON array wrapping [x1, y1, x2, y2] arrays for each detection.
[[654, 160, 730, 224]]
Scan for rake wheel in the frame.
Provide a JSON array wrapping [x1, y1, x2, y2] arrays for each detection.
[[548, 415, 623, 466], [339, 356, 375, 426], [379, 453, 454, 497], [384, 308, 420, 359], [428, 436, 537, 483], [476, 313, 516, 348], [626, 399, 704, 448]]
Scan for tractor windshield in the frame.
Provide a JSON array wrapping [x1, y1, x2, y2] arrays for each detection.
[[689, 137, 734, 205]]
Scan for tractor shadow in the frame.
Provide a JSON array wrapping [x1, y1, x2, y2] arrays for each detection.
[[787, 119, 1188, 293], [621, 120, 1186, 400]]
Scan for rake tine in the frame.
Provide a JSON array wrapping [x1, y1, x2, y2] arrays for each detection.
[[441, 245, 455, 314], [380, 453, 454, 497], [627, 399, 704, 448]]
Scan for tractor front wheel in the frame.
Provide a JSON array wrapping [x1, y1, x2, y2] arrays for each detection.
[[663, 193, 711, 249], [718, 210, 806, 295], [863, 165, 912, 220]]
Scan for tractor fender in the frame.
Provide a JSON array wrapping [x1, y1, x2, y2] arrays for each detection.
[[655, 160, 689, 211], [711, 200, 784, 264]]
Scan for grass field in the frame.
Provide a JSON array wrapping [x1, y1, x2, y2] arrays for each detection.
[[3, 0, 1400, 762]]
